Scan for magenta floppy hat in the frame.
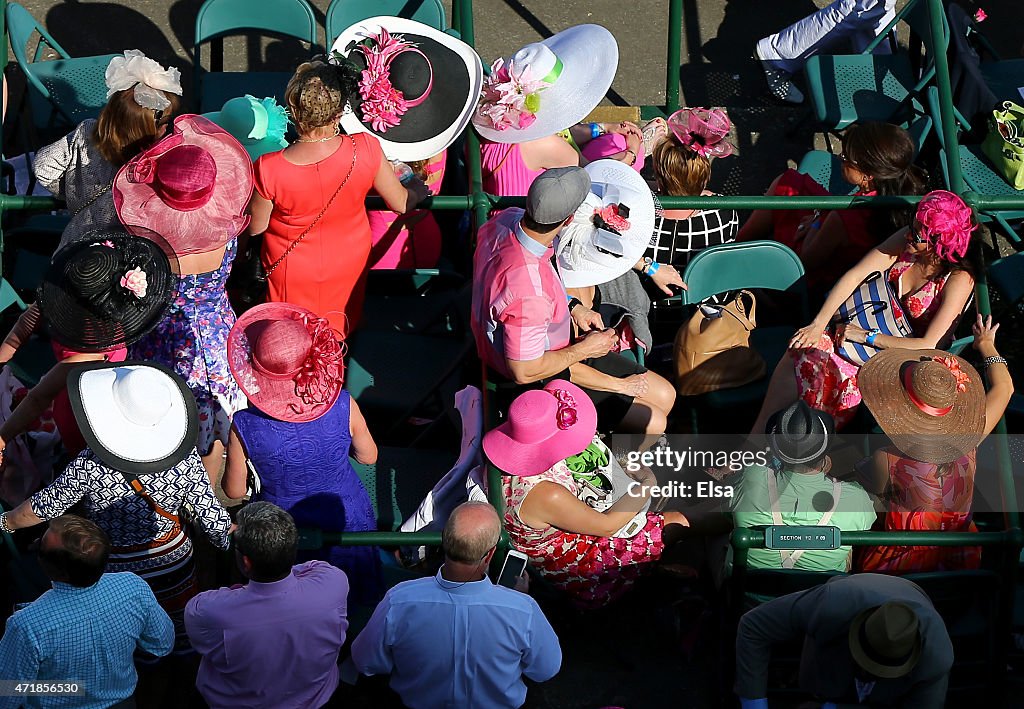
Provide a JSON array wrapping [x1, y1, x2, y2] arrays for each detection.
[[483, 380, 597, 477], [228, 302, 347, 423], [114, 114, 253, 256]]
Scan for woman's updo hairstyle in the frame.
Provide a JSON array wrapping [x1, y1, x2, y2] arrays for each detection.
[[284, 60, 361, 135]]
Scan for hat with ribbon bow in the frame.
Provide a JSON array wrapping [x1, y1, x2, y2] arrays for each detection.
[[859, 348, 986, 464], [228, 302, 347, 423]]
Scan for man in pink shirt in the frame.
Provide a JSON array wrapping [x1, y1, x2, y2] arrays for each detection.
[[184, 502, 348, 709], [471, 167, 622, 418]]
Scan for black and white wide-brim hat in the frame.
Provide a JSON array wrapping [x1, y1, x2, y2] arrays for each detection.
[[331, 16, 483, 162], [68, 360, 199, 475]]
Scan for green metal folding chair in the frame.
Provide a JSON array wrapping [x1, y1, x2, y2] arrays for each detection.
[[802, 0, 942, 131], [350, 446, 458, 531], [679, 241, 808, 432], [5, 3, 118, 142], [926, 87, 1023, 244], [193, 0, 317, 113], [325, 0, 447, 45], [796, 112, 933, 195]]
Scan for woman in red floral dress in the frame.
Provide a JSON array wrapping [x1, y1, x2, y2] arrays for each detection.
[[484, 380, 688, 610], [854, 315, 1013, 572], [750, 191, 978, 434]]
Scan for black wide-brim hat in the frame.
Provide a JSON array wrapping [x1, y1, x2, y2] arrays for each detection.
[[766, 400, 835, 466], [38, 228, 177, 353], [332, 16, 483, 162]]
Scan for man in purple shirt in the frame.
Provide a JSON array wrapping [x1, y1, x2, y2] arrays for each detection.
[[184, 502, 348, 709]]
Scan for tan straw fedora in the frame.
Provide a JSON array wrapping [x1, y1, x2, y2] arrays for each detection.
[[859, 348, 985, 464]]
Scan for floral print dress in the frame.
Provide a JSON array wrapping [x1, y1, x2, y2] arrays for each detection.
[[794, 251, 952, 429], [856, 448, 981, 573], [130, 239, 245, 455], [503, 460, 665, 610]]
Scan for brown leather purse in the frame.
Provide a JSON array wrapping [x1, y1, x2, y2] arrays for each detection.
[[673, 290, 767, 396]]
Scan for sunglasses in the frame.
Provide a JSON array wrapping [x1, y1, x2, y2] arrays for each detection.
[[839, 151, 859, 168], [908, 224, 929, 245]]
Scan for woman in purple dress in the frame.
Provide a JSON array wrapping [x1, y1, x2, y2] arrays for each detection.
[[223, 302, 381, 603]]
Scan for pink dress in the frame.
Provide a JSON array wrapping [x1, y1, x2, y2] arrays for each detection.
[[368, 152, 446, 270], [794, 251, 952, 429], [857, 449, 981, 573], [480, 140, 546, 197], [503, 461, 665, 609]]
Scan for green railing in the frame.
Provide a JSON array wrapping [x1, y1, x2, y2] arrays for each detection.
[[0, 0, 1020, 558]]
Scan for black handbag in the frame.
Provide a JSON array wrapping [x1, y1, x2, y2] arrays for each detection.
[[227, 236, 267, 314]]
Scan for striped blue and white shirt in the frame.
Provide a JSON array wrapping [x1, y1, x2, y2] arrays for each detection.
[[0, 572, 174, 709]]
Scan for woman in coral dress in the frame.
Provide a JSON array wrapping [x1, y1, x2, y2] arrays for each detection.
[[247, 62, 428, 332]]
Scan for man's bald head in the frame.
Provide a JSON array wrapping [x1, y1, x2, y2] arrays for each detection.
[[442, 502, 501, 564]]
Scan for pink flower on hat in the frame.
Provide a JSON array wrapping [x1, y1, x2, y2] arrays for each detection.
[[974, 8, 987, 22], [476, 58, 549, 132], [595, 204, 631, 234], [934, 356, 970, 392], [552, 389, 578, 430], [120, 267, 148, 298], [126, 156, 157, 185]]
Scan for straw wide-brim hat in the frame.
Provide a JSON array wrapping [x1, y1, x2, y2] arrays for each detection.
[[859, 348, 986, 465], [228, 302, 346, 424], [38, 229, 177, 353], [848, 602, 923, 679], [483, 380, 597, 477], [332, 16, 483, 162], [555, 159, 656, 289], [472, 24, 619, 144], [114, 114, 253, 256], [67, 360, 199, 475], [202, 95, 289, 161]]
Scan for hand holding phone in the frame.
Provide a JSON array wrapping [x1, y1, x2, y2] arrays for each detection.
[[497, 549, 529, 589]]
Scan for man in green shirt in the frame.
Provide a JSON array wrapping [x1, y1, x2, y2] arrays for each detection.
[[732, 401, 876, 572]]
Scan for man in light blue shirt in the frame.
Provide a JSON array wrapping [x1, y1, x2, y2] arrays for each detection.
[[351, 501, 561, 709], [0, 514, 174, 709]]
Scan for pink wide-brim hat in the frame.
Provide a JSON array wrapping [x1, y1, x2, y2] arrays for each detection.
[[483, 380, 598, 477], [114, 114, 254, 256], [667, 107, 735, 159], [580, 133, 646, 172], [228, 302, 347, 423]]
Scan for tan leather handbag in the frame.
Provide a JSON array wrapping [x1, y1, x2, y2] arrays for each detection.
[[673, 290, 767, 396]]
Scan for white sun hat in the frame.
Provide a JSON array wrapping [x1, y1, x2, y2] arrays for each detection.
[[67, 361, 199, 475], [331, 16, 483, 162], [554, 159, 657, 289], [472, 24, 619, 144]]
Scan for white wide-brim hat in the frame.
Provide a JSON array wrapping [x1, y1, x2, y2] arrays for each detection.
[[68, 361, 199, 474], [555, 159, 657, 289], [331, 16, 483, 162], [472, 24, 619, 144]]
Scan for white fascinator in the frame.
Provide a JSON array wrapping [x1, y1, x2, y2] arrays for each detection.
[[105, 50, 183, 111]]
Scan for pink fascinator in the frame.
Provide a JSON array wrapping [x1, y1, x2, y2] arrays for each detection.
[[667, 107, 735, 158], [914, 190, 976, 263]]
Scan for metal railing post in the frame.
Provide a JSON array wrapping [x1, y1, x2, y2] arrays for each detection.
[[929, 0, 964, 193], [666, 0, 683, 114]]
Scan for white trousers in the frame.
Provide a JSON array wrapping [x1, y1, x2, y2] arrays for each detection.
[[757, 0, 898, 74]]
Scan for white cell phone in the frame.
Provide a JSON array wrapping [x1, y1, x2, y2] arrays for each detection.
[[497, 549, 529, 588]]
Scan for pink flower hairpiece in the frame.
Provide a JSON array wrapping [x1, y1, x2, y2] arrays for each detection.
[[352, 29, 433, 133], [934, 356, 970, 392], [552, 389, 578, 430], [593, 204, 631, 234], [120, 267, 148, 298], [914, 190, 976, 262], [974, 8, 987, 22], [289, 313, 345, 413], [475, 58, 551, 132]]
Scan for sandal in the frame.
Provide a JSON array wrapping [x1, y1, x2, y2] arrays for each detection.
[[641, 117, 668, 154]]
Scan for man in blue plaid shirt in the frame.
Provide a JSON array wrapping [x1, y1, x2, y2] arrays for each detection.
[[0, 515, 173, 709]]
